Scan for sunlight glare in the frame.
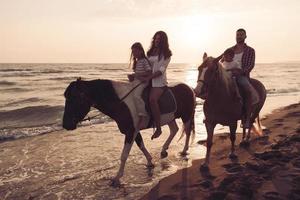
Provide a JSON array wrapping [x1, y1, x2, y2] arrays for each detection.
[[177, 15, 213, 50]]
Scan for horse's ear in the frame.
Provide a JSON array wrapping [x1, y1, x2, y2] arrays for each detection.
[[203, 52, 208, 61], [75, 77, 82, 90]]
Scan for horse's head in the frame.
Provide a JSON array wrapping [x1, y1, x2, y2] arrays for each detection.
[[194, 53, 222, 99], [62, 78, 91, 130]]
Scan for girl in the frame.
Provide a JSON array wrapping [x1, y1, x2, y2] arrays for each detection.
[[127, 42, 152, 129]]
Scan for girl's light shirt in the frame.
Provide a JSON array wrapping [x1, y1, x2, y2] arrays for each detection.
[[148, 55, 171, 87], [221, 60, 241, 70]]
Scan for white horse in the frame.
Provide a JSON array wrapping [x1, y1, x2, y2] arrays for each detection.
[[62, 78, 196, 186]]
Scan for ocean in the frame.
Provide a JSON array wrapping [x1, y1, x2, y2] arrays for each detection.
[[0, 63, 299, 199]]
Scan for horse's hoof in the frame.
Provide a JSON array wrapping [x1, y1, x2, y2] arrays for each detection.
[[200, 163, 209, 172], [240, 140, 250, 148], [229, 153, 238, 160], [160, 151, 168, 159], [110, 178, 121, 188], [146, 163, 155, 169]]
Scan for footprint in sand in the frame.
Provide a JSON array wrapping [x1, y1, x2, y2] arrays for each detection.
[[208, 191, 227, 200], [290, 134, 300, 142], [195, 179, 212, 189], [244, 161, 267, 173], [274, 118, 284, 123], [254, 150, 282, 160], [157, 195, 178, 200], [222, 163, 244, 174], [263, 191, 283, 200], [263, 128, 272, 135], [289, 189, 300, 200], [292, 158, 300, 169], [292, 176, 300, 187]]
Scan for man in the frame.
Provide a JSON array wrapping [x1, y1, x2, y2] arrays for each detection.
[[229, 28, 257, 128], [231, 28, 255, 77]]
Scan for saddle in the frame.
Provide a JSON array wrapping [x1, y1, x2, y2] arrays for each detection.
[[142, 85, 177, 115], [231, 77, 260, 127], [231, 77, 259, 106]]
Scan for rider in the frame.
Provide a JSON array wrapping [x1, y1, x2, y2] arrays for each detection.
[[228, 28, 257, 128], [145, 31, 172, 140], [127, 42, 152, 130]]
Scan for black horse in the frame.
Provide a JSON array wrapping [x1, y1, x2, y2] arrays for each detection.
[[63, 78, 195, 186]]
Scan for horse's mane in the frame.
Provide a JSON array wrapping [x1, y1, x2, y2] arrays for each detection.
[[216, 62, 233, 94], [206, 57, 234, 96]]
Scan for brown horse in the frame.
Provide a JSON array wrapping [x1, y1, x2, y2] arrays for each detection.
[[62, 78, 195, 186], [194, 54, 266, 169]]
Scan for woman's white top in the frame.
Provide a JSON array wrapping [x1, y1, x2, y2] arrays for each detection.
[[233, 52, 243, 69], [148, 55, 171, 87]]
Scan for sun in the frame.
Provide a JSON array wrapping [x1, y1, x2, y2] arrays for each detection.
[[176, 15, 214, 50]]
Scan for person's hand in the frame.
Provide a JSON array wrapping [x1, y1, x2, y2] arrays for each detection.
[[127, 74, 134, 82], [220, 55, 225, 62], [231, 68, 243, 76], [140, 76, 151, 83], [243, 69, 249, 76]]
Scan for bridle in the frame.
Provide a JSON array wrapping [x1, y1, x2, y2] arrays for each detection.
[[70, 78, 144, 123]]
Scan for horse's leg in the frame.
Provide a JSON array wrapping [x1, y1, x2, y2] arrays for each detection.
[[202, 121, 216, 169], [181, 119, 192, 156], [111, 132, 136, 187], [242, 126, 246, 141], [246, 125, 253, 142], [161, 120, 179, 158], [229, 122, 238, 159], [135, 132, 154, 167]]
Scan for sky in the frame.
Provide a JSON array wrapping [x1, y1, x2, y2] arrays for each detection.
[[0, 0, 299, 63]]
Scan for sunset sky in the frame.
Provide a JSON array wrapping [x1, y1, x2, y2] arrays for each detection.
[[1, 0, 299, 63]]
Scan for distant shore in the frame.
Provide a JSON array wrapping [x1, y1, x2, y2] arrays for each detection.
[[140, 102, 300, 200]]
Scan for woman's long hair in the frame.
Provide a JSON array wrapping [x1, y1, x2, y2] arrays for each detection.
[[147, 31, 172, 61], [130, 42, 148, 70]]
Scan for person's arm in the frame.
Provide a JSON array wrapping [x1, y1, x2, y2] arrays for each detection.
[[147, 57, 171, 80], [227, 61, 243, 76], [243, 47, 255, 76]]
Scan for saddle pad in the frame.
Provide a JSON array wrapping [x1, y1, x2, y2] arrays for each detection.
[[143, 87, 177, 115]]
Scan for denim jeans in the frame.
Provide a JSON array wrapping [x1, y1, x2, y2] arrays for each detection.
[[236, 75, 252, 92]]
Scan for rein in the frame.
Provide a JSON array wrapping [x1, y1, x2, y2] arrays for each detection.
[[79, 81, 144, 122]]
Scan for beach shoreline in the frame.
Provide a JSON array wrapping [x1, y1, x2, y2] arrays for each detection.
[[140, 102, 300, 200], [0, 101, 299, 199]]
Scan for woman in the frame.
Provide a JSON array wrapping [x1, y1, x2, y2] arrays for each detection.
[[146, 31, 172, 140]]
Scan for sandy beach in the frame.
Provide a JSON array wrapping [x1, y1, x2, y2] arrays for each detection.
[[1, 102, 299, 200], [140, 102, 300, 200]]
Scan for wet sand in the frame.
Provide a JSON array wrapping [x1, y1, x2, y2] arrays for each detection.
[[1, 102, 300, 200], [140, 103, 300, 200], [0, 118, 203, 200]]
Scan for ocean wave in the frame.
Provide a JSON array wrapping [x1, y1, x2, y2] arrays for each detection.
[[0, 105, 64, 129], [0, 73, 35, 77], [0, 68, 33, 72], [0, 105, 111, 141], [0, 81, 16, 86], [3, 97, 42, 107], [0, 87, 31, 92], [48, 76, 79, 81]]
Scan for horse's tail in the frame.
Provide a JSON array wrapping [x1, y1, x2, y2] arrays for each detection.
[[251, 114, 263, 136], [178, 96, 196, 144]]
